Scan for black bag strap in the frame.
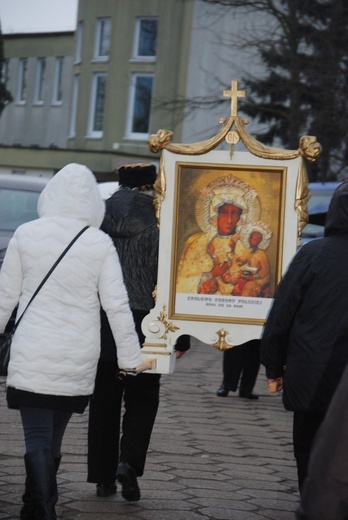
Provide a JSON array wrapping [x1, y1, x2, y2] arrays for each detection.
[[12, 226, 89, 334]]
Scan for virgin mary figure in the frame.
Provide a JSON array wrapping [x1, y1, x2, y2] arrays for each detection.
[[176, 174, 261, 295]]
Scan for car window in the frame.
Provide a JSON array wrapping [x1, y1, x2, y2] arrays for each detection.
[[0, 188, 41, 232], [302, 183, 340, 243]]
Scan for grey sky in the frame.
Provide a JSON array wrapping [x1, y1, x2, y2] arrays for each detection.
[[0, 0, 78, 34]]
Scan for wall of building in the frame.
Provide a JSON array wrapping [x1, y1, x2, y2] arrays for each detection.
[[0, 0, 268, 178], [0, 32, 74, 149], [70, 0, 194, 162], [182, 1, 267, 147]]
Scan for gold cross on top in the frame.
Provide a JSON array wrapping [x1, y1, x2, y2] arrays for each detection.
[[223, 80, 246, 117]]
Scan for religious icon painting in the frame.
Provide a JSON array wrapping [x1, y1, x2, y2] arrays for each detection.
[[150, 148, 302, 332], [170, 158, 287, 324], [172, 161, 284, 322]]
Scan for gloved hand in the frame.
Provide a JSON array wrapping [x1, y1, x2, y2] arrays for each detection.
[[115, 368, 137, 382]]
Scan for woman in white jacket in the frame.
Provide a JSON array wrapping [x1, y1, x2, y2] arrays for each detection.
[[0, 163, 143, 520]]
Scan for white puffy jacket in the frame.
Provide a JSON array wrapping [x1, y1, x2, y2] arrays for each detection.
[[0, 163, 143, 396]]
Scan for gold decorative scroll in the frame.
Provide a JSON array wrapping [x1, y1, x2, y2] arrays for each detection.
[[211, 329, 234, 351], [149, 116, 234, 156], [153, 154, 166, 225], [157, 305, 179, 340], [295, 160, 311, 245], [234, 119, 322, 163], [148, 118, 321, 163]]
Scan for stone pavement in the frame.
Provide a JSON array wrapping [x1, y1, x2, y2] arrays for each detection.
[[0, 338, 299, 520]]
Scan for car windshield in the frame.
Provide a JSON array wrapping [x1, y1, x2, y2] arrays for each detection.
[[307, 189, 336, 214], [0, 188, 41, 232], [302, 184, 340, 242]]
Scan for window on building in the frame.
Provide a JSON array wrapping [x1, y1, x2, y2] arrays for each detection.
[[1, 59, 9, 86], [69, 74, 80, 138], [126, 73, 154, 139], [88, 73, 107, 137], [52, 57, 64, 104], [34, 57, 46, 103], [75, 21, 83, 63], [17, 58, 27, 103], [133, 18, 158, 59], [94, 18, 111, 59]]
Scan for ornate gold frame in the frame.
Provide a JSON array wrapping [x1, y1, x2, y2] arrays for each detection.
[[141, 81, 322, 361]]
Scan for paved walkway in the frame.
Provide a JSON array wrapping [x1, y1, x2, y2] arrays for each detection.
[[0, 339, 299, 519]]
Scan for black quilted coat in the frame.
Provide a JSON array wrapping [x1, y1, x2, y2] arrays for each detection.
[[261, 181, 348, 412], [101, 186, 159, 311]]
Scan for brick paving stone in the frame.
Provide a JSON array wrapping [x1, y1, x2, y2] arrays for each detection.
[[0, 338, 299, 519]]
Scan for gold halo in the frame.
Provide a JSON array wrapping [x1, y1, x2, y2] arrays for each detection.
[[239, 221, 272, 250], [195, 174, 261, 233]]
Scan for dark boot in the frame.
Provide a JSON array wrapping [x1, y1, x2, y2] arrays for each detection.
[[20, 478, 36, 520], [20, 456, 61, 519], [54, 456, 61, 473], [24, 450, 58, 520]]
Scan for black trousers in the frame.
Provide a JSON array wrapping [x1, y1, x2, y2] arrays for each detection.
[[222, 339, 260, 392], [292, 410, 326, 494], [87, 361, 160, 482], [87, 308, 161, 483]]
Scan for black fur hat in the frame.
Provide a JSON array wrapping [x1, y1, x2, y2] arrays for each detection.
[[118, 163, 157, 188]]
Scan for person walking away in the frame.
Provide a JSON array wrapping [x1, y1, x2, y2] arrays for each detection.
[[87, 163, 190, 502], [0, 163, 143, 520], [261, 180, 348, 494], [216, 339, 260, 399]]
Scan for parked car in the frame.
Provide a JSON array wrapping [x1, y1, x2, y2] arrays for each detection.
[[0, 174, 49, 269], [301, 182, 341, 244]]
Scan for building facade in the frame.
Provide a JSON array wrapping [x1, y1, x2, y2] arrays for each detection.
[[0, 0, 262, 180], [0, 0, 195, 179]]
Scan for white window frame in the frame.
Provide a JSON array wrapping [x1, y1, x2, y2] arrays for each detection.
[[75, 21, 83, 63], [93, 18, 111, 60], [125, 73, 154, 140], [69, 74, 80, 138], [52, 57, 64, 105], [16, 58, 27, 104], [34, 57, 46, 104], [87, 72, 107, 138], [132, 18, 158, 62]]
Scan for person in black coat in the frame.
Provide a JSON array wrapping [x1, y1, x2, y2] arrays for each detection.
[[261, 180, 348, 494], [296, 361, 348, 519], [216, 339, 260, 399], [87, 164, 190, 501]]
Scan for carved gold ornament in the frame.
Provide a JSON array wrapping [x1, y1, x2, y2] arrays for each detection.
[[157, 305, 179, 340], [211, 329, 234, 351]]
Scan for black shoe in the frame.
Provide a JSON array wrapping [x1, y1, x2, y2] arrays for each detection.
[[239, 390, 259, 400], [96, 483, 117, 497], [216, 384, 229, 397], [116, 461, 140, 502]]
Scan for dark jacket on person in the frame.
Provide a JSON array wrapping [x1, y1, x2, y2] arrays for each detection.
[[261, 181, 348, 412], [98, 186, 158, 363], [101, 186, 159, 311], [296, 361, 348, 520], [99, 185, 190, 363]]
